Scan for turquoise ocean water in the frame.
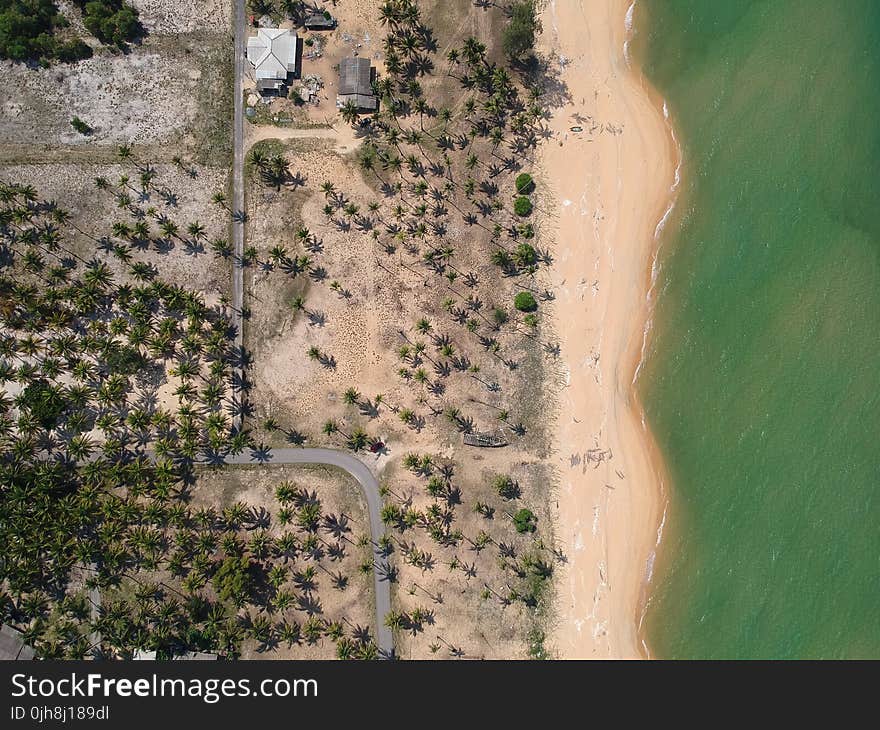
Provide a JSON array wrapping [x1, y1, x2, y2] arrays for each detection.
[[635, 0, 880, 658]]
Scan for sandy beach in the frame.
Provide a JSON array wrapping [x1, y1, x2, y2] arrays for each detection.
[[539, 0, 678, 658]]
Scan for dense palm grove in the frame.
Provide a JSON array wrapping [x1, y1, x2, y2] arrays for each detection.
[[0, 173, 376, 659]]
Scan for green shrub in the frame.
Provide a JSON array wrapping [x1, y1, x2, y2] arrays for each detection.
[[104, 344, 147, 375], [213, 555, 254, 604], [515, 172, 535, 194], [513, 508, 537, 533], [514, 196, 533, 216], [518, 222, 535, 239], [514, 291, 537, 312], [55, 40, 93, 62], [70, 116, 92, 135]]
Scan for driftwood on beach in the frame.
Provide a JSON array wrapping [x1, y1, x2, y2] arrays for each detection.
[[585, 448, 613, 468]]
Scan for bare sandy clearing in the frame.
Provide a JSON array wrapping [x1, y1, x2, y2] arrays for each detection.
[[0, 34, 230, 161], [129, 0, 232, 34]]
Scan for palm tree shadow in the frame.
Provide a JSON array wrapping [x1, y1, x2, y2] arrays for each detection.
[[249, 444, 273, 463]]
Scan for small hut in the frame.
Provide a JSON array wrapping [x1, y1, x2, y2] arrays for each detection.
[[304, 13, 337, 30]]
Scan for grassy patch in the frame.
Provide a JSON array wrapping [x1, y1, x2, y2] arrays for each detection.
[[193, 34, 233, 167]]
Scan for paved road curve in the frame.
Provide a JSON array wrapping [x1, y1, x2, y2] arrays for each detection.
[[224, 448, 393, 656]]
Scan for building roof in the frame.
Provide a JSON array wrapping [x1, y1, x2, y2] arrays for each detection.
[[256, 77, 285, 92], [0, 624, 35, 660], [336, 93, 378, 111], [247, 28, 298, 81], [338, 57, 373, 97], [177, 651, 219, 660], [304, 13, 336, 29]]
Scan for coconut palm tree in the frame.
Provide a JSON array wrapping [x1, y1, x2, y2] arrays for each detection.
[[340, 100, 360, 126]]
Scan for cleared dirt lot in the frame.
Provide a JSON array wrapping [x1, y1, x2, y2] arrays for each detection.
[[129, 0, 232, 34], [0, 30, 231, 165]]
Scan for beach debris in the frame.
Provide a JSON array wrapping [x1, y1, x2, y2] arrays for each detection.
[[570, 126, 583, 132], [296, 74, 324, 104], [585, 448, 613, 469]]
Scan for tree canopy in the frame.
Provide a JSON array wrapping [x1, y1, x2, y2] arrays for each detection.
[[502, 0, 539, 60], [514, 196, 533, 216], [0, 0, 92, 62], [514, 291, 538, 312], [0, 0, 141, 63], [76, 0, 142, 47]]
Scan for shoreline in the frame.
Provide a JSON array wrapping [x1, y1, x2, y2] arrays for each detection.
[[538, 0, 679, 658]]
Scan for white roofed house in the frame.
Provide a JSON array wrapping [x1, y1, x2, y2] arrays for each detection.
[[247, 28, 300, 93]]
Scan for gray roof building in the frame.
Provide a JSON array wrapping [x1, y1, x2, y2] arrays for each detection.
[[336, 57, 377, 112], [0, 624, 35, 660]]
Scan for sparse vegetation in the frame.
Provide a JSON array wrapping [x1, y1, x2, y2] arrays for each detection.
[[242, 0, 562, 658]]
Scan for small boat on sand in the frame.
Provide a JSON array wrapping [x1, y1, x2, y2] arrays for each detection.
[[463, 431, 508, 447]]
